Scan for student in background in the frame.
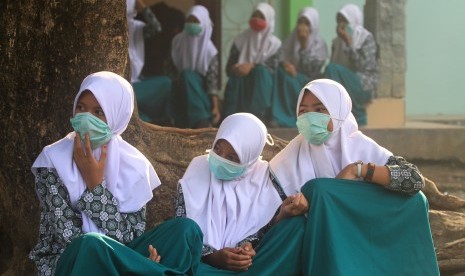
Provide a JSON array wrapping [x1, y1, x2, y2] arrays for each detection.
[[222, 2, 281, 124], [324, 3, 378, 126], [271, 7, 327, 127], [164, 5, 220, 128]]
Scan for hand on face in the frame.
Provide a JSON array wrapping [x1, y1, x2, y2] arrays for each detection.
[[203, 247, 253, 271], [296, 23, 310, 49], [336, 23, 352, 46], [73, 132, 107, 190]]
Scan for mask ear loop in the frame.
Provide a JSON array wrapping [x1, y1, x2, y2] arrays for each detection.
[[266, 133, 275, 146]]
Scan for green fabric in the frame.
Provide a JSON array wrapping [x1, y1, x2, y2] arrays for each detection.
[[133, 76, 172, 125], [300, 178, 440, 276], [197, 216, 306, 275], [272, 66, 309, 127], [323, 63, 371, 126], [55, 218, 203, 276], [222, 65, 273, 122], [171, 69, 212, 128]]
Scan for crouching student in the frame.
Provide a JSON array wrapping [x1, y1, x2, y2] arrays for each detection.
[[30, 71, 203, 276], [176, 113, 307, 275], [270, 79, 440, 275]]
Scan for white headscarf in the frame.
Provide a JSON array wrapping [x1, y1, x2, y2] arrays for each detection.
[[269, 79, 392, 195], [127, 0, 146, 82], [171, 5, 218, 76], [32, 71, 161, 233], [281, 7, 328, 66], [179, 113, 281, 250], [338, 3, 371, 50], [234, 2, 282, 64]]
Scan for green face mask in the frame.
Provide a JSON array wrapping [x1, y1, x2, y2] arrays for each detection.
[[184, 23, 203, 36], [70, 112, 113, 149], [296, 112, 332, 145]]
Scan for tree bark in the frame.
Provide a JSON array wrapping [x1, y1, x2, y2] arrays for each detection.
[[1, 0, 464, 275]]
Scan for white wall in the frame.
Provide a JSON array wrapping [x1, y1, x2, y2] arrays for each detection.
[[314, 0, 465, 116]]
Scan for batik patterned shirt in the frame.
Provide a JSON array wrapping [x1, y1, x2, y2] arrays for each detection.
[[29, 167, 146, 276]]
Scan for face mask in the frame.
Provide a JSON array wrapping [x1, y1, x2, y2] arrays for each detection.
[[345, 24, 353, 37], [208, 150, 247, 181], [70, 112, 113, 150], [296, 112, 332, 145], [184, 23, 203, 36], [249, 18, 267, 32]]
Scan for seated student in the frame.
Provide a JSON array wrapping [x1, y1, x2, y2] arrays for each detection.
[[127, 0, 172, 125], [222, 3, 281, 124], [164, 5, 220, 128], [176, 113, 308, 274], [272, 7, 328, 127], [29, 71, 203, 275], [270, 79, 440, 275], [324, 3, 378, 126]]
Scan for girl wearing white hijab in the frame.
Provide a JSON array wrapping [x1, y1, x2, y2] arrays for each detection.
[[127, 0, 161, 83], [30, 71, 203, 275], [324, 3, 378, 126], [177, 113, 307, 274], [272, 7, 328, 127], [270, 79, 439, 275], [164, 5, 220, 128], [222, 3, 282, 124]]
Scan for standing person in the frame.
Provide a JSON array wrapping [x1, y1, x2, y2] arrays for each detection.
[[324, 3, 378, 126], [222, 3, 281, 124], [271, 7, 327, 127], [164, 5, 220, 128], [269, 79, 440, 275], [176, 113, 308, 275], [30, 71, 203, 275]]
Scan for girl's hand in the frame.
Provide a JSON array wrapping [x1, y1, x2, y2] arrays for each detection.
[[275, 193, 308, 224], [336, 163, 359, 180], [148, 244, 161, 263], [73, 133, 107, 190], [203, 248, 252, 271], [239, 242, 256, 258], [283, 62, 297, 77], [234, 63, 254, 76], [336, 23, 352, 46]]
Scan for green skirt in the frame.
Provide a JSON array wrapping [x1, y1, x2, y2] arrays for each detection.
[[222, 65, 273, 122], [171, 69, 212, 128], [133, 76, 172, 125], [55, 218, 203, 275], [300, 178, 440, 276], [271, 66, 310, 127], [323, 63, 372, 126], [197, 215, 306, 275]]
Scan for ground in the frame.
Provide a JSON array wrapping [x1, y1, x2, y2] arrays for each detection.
[[415, 159, 465, 199]]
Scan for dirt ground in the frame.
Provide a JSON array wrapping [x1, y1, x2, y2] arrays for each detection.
[[414, 159, 465, 199]]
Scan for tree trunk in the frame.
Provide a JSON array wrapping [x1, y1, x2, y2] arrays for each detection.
[[1, 1, 464, 275]]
